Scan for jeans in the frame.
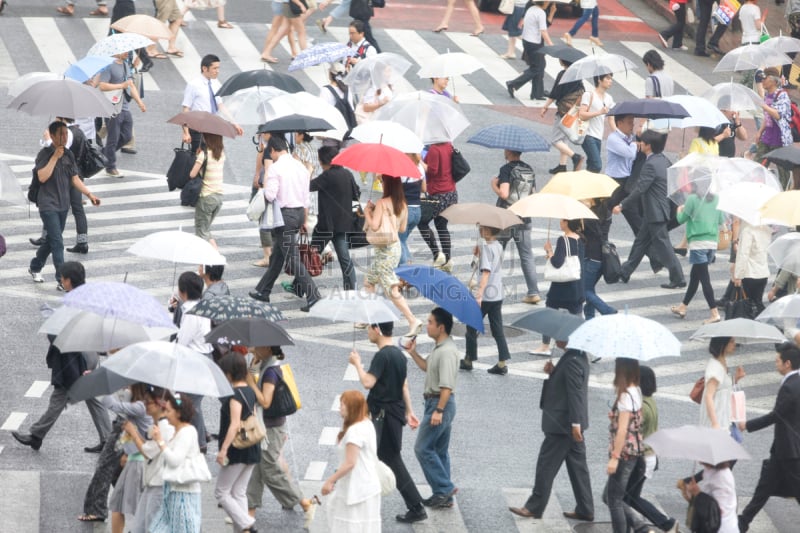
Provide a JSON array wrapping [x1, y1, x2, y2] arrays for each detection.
[[215, 463, 257, 532], [310, 230, 356, 290], [31, 209, 69, 281], [414, 397, 456, 496], [399, 205, 421, 265], [624, 455, 675, 531], [465, 300, 510, 361], [498, 219, 540, 296], [569, 6, 599, 37], [70, 182, 88, 241], [603, 456, 638, 533], [103, 109, 133, 170], [583, 258, 616, 318], [582, 136, 603, 173]]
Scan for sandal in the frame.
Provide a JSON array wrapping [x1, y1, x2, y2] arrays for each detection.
[[151, 53, 168, 59], [217, 20, 233, 29], [303, 496, 321, 529], [89, 8, 108, 16], [56, 6, 74, 16], [165, 50, 184, 57], [77, 514, 105, 522], [261, 56, 279, 64], [703, 315, 721, 324], [670, 305, 686, 319]]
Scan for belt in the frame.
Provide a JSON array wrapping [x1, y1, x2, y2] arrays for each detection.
[[423, 393, 440, 400]]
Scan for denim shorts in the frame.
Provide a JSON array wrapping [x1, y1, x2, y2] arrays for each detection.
[[689, 248, 715, 265]]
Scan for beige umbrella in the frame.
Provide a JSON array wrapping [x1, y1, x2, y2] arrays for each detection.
[[509, 192, 598, 220], [111, 14, 172, 41], [759, 190, 800, 227], [439, 203, 522, 230], [540, 170, 619, 200]]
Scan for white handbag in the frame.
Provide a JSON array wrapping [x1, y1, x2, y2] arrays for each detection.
[[246, 191, 266, 222], [499, 0, 515, 15], [543, 236, 582, 282], [162, 451, 212, 484], [375, 458, 396, 496]]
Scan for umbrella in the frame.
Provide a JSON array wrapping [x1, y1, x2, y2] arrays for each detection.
[[87, 32, 154, 57], [256, 91, 348, 138], [7, 78, 116, 118], [567, 313, 681, 360], [757, 294, 800, 323], [67, 366, 137, 404], [62, 281, 174, 329], [690, 318, 785, 344], [645, 425, 751, 465], [0, 160, 28, 206], [373, 91, 470, 144], [648, 95, 730, 130], [166, 111, 239, 138], [343, 52, 412, 96], [759, 35, 800, 54], [308, 290, 401, 324], [716, 182, 780, 226], [714, 45, 793, 72], [128, 230, 227, 265], [219, 86, 289, 126], [205, 317, 294, 346], [350, 121, 424, 154], [559, 54, 638, 84], [759, 190, 800, 226], [541, 43, 587, 64], [187, 295, 286, 322], [46, 308, 176, 352], [417, 52, 483, 78], [509, 192, 598, 220], [100, 341, 233, 397], [607, 98, 689, 120], [540, 170, 619, 200], [257, 114, 334, 134], [701, 82, 763, 113], [394, 265, 484, 333], [111, 14, 173, 40], [332, 143, 422, 178], [216, 69, 304, 97], [8, 72, 62, 99], [467, 124, 550, 153], [763, 146, 800, 169], [288, 42, 356, 71], [64, 56, 114, 83], [511, 308, 584, 342], [439, 203, 522, 230], [768, 233, 800, 276]]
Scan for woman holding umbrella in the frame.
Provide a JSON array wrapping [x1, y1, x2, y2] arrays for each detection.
[[189, 133, 226, 250]]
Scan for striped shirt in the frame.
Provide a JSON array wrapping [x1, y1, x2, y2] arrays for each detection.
[[197, 149, 225, 196]]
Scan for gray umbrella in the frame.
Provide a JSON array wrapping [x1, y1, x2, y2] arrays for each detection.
[[689, 318, 785, 344], [645, 425, 751, 465], [511, 308, 584, 342], [67, 366, 136, 403], [7, 78, 116, 118]]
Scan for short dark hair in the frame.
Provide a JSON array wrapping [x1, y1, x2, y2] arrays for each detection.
[[640, 130, 667, 154], [203, 264, 224, 282], [639, 365, 657, 397], [267, 135, 288, 154], [370, 322, 393, 336], [430, 307, 453, 335], [777, 342, 800, 370], [709, 337, 732, 358], [178, 271, 204, 300], [349, 19, 365, 34], [60, 261, 86, 288], [614, 114, 633, 126], [168, 393, 194, 423], [318, 145, 339, 165], [592, 73, 612, 87], [201, 54, 220, 71], [48, 121, 67, 136], [643, 50, 664, 71], [698, 127, 717, 142], [219, 352, 248, 381]]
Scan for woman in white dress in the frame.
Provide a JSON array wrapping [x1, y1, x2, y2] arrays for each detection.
[[322, 390, 381, 532]]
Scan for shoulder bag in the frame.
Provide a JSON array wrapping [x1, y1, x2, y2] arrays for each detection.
[[717, 225, 732, 251], [498, 0, 514, 14], [689, 376, 705, 404], [284, 231, 323, 276], [246, 190, 266, 222], [263, 366, 300, 418], [77, 141, 108, 179], [161, 438, 212, 484], [544, 236, 582, 282], [601, 241, 623, 284], [559, 91, 591, 144], [232, 389, 266, 449], [167, 142, 196, 191], [365, 201, 399, 246], [451, 146, 471, 183], [180, 148, 208, 207], [375, 458, 396, 495]]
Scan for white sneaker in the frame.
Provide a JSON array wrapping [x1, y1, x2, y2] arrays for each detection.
[[224, 516, 233, 525], [433, 252, 446, 267], [440, 259, 453, 273], [28, 268, 44, 283]]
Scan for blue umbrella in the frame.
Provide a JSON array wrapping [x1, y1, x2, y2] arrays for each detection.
[[62, 281, 174, 329], [467, 124, 550, 153], [288, 42, 356, 72], [64, 55, 114, 83], [395, 265, 484, 333]]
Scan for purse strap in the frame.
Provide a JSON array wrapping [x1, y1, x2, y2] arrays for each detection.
[[234, 388, 254, 419]]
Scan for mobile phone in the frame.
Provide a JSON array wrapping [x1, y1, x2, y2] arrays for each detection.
[[399, 335, 416, 349]]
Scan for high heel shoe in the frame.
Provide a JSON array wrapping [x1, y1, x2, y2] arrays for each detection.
[[589, 36, 604, 47]]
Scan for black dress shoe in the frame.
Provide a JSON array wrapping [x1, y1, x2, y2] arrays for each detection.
[[396, 506, 427, 523], [694, 50, 710, 57], [140, 61, 153, 73], [12, 431, 42, 450], [708, 44, 723, 55], [459, 359, 473, 371], [563, 511, 594, 521], [249, 291, 270, 302], [620, 270, 630, 283], [84, 443, 104, 453], [29, 237, 45, 246], [120, 147, 137, 154], [67, 243, 89, 254], [506, 81, 516, 98], [487, 363, 508, 375], [673, 247, 687, 257], [509, 507, 540, 519], [300, 299, 318, 312], [660, 281, 687, 289]]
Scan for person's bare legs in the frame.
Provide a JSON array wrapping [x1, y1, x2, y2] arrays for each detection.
[[389, 284, 421, 335], [503, 36, 517, 58], [435, 0, 457, 31], [290, 18, 308, 55], [262, 16, 288, 61], [111, 512, 124, 533], [166, 18, 182, 54], [464, 0, 484, 34], [553, 140, 575, 166]]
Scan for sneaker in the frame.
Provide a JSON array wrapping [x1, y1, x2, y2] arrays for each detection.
[[487, 363, 508, 375], [433, 252, 446, 267], [28, 268, 44, 283], [522, 294, 541, 304], [56, 282, 66, 292], [440, 259, 454, 273], [571, 153, 584, 170], [548, 164, 567, 175], [106, 168, 123, 178]]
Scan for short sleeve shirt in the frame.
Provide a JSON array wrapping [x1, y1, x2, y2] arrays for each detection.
[[581, 90, 614, 141], [496, 160, 533, 209], [259, 365, 287, 427], [423, 336, 460, 395], [182, 76, 222, 113], [479, 240, 503, 302], [521, 6, 547, 43], [617, 386, 642, 412], [366, 346, 407, 409], [700, 357, 732, 430], [35, 146, 79, 212], [100, 61, 130, 111], [644, 71, 675, 98]]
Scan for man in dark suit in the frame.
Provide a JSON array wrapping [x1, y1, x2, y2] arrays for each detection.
[[737, 342, 800, 532], [509, 339, 594, 522], [613, 129, 685, 289]]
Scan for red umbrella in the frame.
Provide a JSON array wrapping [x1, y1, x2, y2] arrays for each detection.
[[332, 143, 421, 179]]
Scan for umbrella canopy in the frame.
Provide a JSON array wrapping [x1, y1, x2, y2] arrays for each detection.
[[308, 290, 401, 324], [289, 42, 357, 71], [716, 181, 780, 226], [541, 43, 587, 64], [511, 308, 584, 342], [256, 91, 348, 139], [87, 32, 154, 57], [216, 69, 304, 97], [350, 121, 424, 154], [768, 232, 800, 276], [219, 86, 288, 126], [540, 170, 619, 200], [648, 95, 730, 129], [607, 98, 689, 120], [373, 91, 470, 144], [714, 45, 793, 72], [7, 78, 116, 118], [417, 52, 483, 78], [343, 52, 412, 96], [67, 366, 137, 404], [332, 143, 421, 178], [467, 124, 550, 152], [188, 295, 286, 322], [206, 317, 294, 347], [509, 192, 598, 220], [0, 160, 28, 206], [439, 203, 523, 230], [53, 311, 176, 352], [8, 72, 62, 99], [701, 82, 763, 113], [763, 146, 800, 169], [759, 190, 800, 227], [567, 313, 681, 360], [128, 230, 227, 265], [760, 35, 800, 54], [167, 111, 239, 138], [62, 281, 174, 328], [756, 294, 800, 323], [111, 14, 177, 40], [395, 265, 484, 333], [101, 341, 233, 397], [690, 318, 785, 344], [559, 54, 638, 84], [645, 425, 751, 465], [64, 55, 114, 83], [257, 114, 334, 134]]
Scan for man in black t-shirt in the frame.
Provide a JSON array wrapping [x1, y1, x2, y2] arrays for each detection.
[[349, 321, 427, 523]]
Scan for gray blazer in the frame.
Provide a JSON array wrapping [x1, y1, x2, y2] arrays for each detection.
[[621, 152, 671, 223], [540, 349, 590, 434]]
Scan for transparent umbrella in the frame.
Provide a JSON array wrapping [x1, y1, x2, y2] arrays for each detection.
[[416, 52, 483, 78], [256, 91, 347, 140], [714, 45, 793, 72], [350, 121, 424, 154], [374, 91, 469, 144], [343, 52, 412, 98], [768, 233, 800, 276], [647, 95, 729, 130], [558, 53, 638, 84], [759, 34, 800, 54], [219, 86, 288, 126], [0, 160, 27, 206], [701, 82, 763, 113], [716, 181, 780, 226]]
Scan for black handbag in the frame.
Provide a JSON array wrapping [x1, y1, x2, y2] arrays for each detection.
[[724, 287, 761, 320], [263, 368, 298, 418], [451, 147, 470, 183], [27, 167, 40, 204], [372, 0, 385, 7], [601, 241, 622, 284], [289, 0, 307, 15], [77, 141, 107, 179], [179, 148, 207, 207], [349, 0, 374, 20], [167, 143, 195, 191], [347, 203, 370, 249]]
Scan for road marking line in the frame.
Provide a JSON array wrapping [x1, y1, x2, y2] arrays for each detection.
[[318, 426, 340, 446], [0, 36, 19, 87], [343, 364, 359, 381], [24, 381, 50, 398], [205, 20, 269, 74], [304, 461, 327, 481], [503, 487, 572, 532], [600, 15, 644, 23], [621, 40, 712, 98], [331, 394, 341, 411], [0, 412, 28, 431], [22, 17, 77, 74]]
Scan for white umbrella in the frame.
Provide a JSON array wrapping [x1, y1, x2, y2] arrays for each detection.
[[567, 313, 681, 360], [645, 425, 751, 465], [690, 318, 785, 344], [417, 52, 483, 78], [127, 230, 226, 265], [756, 294, 800, 323], [309, 290, 401, 324], [343, 52, 412, 98], [373, 91, 470, 144], [701, 82, 763, 113], [716, 181, 780, 226], [0, 160, 28, 206], [46, 308, 176, 352], [8, 71, 62, 99], [509, 192, 598, 220], [768, 233, 800, 276], [256, 91, 348, 140], [558, 53, 638, 84], [648, 95, 730, 130], [87, 32, 154, 57], [219, 86, 288, 126], [714, 45, 793, 72], [100, 341, 233, 397], [350, 121, 424, 154]]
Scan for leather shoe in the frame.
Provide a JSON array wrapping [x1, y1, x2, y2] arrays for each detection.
[[249, 291, 270, 302], [12, 431, 42, 450], [509, 507, 540, 519], [459, 359, 473, 371], [67, 243, 89, 254], [300, 299, 318, 312], [660, 281, 687, 289], [506, 81, 516, 98], [84, 443, 104, 453], [29, 237, 45, 246], [620, 270, 630, 283], [396, 506, 427, 523], [563, 511, 594, 521]]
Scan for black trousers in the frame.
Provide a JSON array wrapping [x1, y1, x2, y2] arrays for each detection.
[[739, 457, 800, 532], [82, 419, 124, 518], [622, 220, 684, 284], [509, 41, 545, 99], [372, 409, 423, 511]]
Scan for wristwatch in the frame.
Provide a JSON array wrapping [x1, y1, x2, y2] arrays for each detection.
[[434, 407, 444, 414]]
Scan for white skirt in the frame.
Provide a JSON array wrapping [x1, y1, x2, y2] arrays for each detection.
[[326, 492, 381, 533]]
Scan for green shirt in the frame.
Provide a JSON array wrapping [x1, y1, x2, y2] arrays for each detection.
[[423, 336, 460, 396], [641, 395, 658, 455], [676, 194, 724, 244]]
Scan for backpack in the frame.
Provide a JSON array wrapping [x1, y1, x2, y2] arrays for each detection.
[[778, 90, 800, 143], [325, 85, 357, 133], [349, 0, 374, 20], [507, 164, 535, 203], [28, 167, 40, 204]]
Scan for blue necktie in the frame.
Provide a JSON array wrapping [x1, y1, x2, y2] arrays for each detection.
[[208, 79, 218, 114]]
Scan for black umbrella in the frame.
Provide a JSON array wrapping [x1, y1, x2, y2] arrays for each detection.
[[257, 114, 334, 134], [67, 366, 136, 404], [541, 44, 587, 65], [187, 295, 286, 322], [205, 317, 294, 347], [764, 146, 800, 169], [511, 308, 584, 342], [607, 98, 690, 120], [216, 70, 304, 97]]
